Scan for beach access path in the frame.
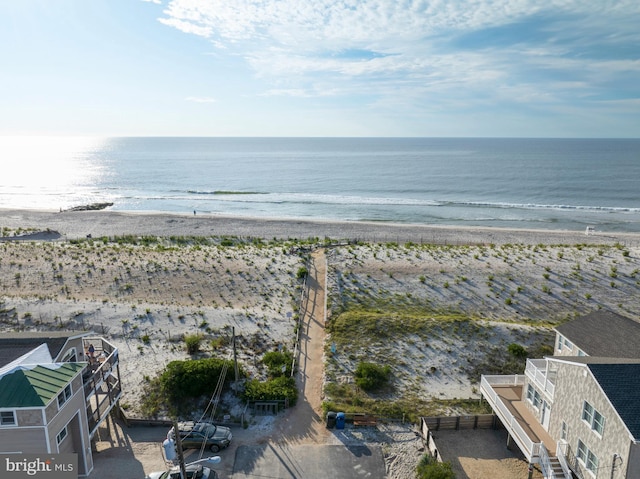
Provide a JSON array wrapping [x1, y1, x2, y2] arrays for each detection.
[[268, 248, 329, 444]]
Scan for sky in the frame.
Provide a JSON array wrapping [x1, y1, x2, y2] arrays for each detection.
[[0, 0, 638, 137]]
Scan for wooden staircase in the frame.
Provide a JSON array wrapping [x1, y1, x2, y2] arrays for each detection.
[[547, 455, 567, 479]]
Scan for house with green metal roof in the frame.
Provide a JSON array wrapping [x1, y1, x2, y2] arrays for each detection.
[[481, 312, 640, 479], [0, 331, 122, 477]]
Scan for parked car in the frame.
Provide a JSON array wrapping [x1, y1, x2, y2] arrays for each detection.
[[146, 464, 218, 479], [170, 421, 232, 453]]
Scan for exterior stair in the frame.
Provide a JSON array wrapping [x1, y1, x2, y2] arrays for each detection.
[[548, 456, 567, 479]]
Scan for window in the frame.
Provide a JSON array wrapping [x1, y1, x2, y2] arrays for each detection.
[[56, 426, 68, 445], [577, 439, 599, 474], [561, 421, 568, 441], [577, 439, 587, 462], [57, 384, 72, 408], [582, 402, 594, 424], [526, 384, 541, 408], [578, 349, 587, 357], [557, 335, 563, 351], [586, 450, 599, 473], [582, 401, 605, 435], [527, 384, 534, 402], [61, 347, 77, 363], [0, 410, 16, 426], [593, 410, 605, 435], [532, 389, 541, 408]]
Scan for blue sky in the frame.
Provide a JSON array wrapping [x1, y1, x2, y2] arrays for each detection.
[[0, 0, 638, 137]]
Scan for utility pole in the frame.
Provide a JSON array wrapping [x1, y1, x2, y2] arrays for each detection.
[[172, 419, 187, 479], [233, 326, 239, 386]]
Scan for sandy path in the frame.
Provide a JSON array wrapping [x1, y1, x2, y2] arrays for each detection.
[[272, 249, 329, 444]]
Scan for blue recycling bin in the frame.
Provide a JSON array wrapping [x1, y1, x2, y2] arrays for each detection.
[[336, 412, 346, 429]]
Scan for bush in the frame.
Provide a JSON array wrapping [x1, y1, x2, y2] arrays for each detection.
[[296, 266, 309, 280], [507, 343, 528, 359], [243, 376, 298, 405], [159, 358, 236, 404], [262, 349, 294, 378], [416, 454, 456, 479], [355, 361, 391, 392], [184, 334, 202, 354]]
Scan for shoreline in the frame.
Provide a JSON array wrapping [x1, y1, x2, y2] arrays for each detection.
[[1, 207, 639, 246]]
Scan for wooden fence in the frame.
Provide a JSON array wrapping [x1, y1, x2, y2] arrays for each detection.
[[420, 414, 499, 462]]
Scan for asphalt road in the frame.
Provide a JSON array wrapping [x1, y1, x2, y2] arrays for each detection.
[[232, 444, 386, 479]]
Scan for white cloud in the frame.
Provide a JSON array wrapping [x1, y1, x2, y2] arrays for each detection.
[[155, 0, 640, 121]]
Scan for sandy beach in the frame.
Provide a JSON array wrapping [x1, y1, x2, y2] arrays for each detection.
[[2, 208, 640, 246], [2, 208, 640, 478], [2, 207, 640, 411]]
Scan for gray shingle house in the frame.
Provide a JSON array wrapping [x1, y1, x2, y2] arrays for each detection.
[[481, 311, 640, 479]]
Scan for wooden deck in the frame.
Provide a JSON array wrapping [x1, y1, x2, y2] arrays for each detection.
[[491, 384, 557, 455]]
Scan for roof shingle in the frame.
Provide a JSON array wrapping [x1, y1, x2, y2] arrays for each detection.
[[588, 362, 640, 441], [555, 311, 640, 358]]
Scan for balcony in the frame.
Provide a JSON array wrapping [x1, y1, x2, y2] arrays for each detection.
[[481, 375, 570, 479], [81, 337, 122, 438], [525, 359, 556, 399]]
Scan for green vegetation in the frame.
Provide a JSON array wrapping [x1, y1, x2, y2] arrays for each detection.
[[243, 376, 298, 405], [296, 266, 309, 280], [416, 454, 456, 479], [141, 357, 238, 416], [262, 349, 294, 378], [354, 362, 391, 392], [184, 334, 203, 354]]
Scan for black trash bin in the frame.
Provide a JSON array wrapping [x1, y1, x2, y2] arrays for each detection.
[[326, 411, 337, 429]]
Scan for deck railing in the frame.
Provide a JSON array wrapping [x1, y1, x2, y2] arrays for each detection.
[[81, 337, 122, 438], [525, 359, 556, 398], [481, 375, 541, 462], [556, 441, 574, 479]]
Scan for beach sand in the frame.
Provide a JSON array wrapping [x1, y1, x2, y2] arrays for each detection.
[[2, 207, 640, 409], [2, 208, 639, 246], [2, 208, 639, 479]]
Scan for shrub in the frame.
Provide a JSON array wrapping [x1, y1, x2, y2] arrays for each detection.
[[184, 334, 202, 354], [243, 376, 298, 405], [262, 349, 294, 378], [416, 454, 456, 479], [355, 361, 391, 392], [159, 358, 236, 404], [508, 343, 528, 359], [296, 266, 309, 280]]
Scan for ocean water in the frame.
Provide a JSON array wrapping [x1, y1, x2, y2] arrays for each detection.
[[1, 136, 639, 232]]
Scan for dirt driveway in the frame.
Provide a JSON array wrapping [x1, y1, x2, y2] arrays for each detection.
[[432, 428, 543, 479]]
